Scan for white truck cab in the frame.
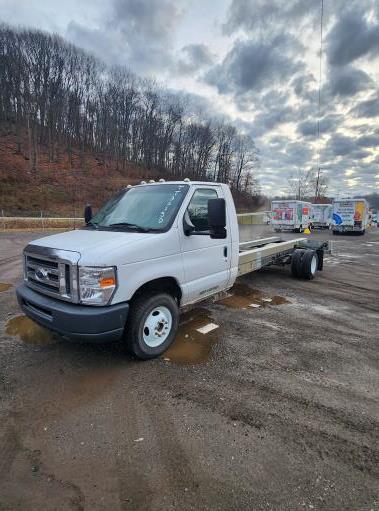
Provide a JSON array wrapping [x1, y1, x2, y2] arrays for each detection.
[[17, 181, 328, 359]]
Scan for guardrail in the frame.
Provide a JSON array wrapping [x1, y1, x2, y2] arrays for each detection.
[[237, 211, 270, 225], [0, 215, 83, 230]]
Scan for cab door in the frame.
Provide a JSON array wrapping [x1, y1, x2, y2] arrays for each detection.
[[179, 187, 231, 304]]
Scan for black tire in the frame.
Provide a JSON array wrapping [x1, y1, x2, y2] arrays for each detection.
[[291, 249, 305, 278], [317, 250, 324, 271], [125, 293, 179, 360], [332, 230, 338, 235], [299, 250, 318, 280]]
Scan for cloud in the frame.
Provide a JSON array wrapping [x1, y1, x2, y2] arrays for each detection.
[[327, 134, 357, 156], [298, 115, 342, 137], [67, 0, 184, 74], [326, 65, 373, 97], [176, 44, 215, 75], [327, 7, 379, 67], [357, 134, 379, 148], [205, 35, 303, 96], [111, 0, 181, 41], [351, 92, 379, 118], [291, 74, 317, 102], [223, 0, 319, 35]]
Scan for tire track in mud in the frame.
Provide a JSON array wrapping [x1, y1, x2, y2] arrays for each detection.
[[114, 371, 200, 510], [113, 384, 157, 511], [0, 426, 19, 480], [0, 255, 20, 267], [0, 424, 85, 510], [171, 381, 379, 479]]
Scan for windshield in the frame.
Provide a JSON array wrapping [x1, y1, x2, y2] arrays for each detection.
[[90, 184, 189, 232]]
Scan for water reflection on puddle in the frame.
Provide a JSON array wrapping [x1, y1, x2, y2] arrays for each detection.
[[0, 283, 13, 292], [218, 283, 289, 309], [5, 315, 57, 345], [164, 308, 220, 365]]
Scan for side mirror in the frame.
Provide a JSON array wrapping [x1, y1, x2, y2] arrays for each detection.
[[208, 198, 226, 239], [84, 204, 92, 224], [183, 210, 195, 236]]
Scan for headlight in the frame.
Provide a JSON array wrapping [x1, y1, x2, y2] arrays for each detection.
[[79, 266, 117, 305]]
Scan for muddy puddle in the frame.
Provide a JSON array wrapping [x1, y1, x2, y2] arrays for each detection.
[[218, 283, 289, 309], [164, 308, 220, 365], [0, 283, 13, 292], [5, 315, 57, 345]]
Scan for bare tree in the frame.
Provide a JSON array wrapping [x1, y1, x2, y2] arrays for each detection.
[[232, 134, 258, 191], [312, 170, 328, 200], [287, 168, 314, 200]]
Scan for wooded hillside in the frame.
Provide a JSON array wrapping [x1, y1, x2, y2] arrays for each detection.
[[0, 25, 261, 211]]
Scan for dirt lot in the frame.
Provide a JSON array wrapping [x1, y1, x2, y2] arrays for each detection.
[[0, 227, 378, 510]]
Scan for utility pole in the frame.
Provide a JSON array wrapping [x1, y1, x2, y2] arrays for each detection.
[[315, 166, 321, 202], [315, 0, 324, 202]]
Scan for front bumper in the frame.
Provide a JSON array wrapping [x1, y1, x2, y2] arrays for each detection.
[[16, 284, 129, 342], [333, 225, 363, 232]]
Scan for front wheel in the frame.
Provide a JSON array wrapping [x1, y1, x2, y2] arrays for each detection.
[[125, 293, 179, 360]]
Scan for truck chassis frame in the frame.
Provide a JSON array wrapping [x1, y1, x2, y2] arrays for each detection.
[[238, 236, 330, 276]]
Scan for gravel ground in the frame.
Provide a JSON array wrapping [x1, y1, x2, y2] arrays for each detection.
[[0, 227, 378, 510]]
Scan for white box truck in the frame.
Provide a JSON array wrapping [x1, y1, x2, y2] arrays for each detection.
[[271, 200, 311, 233], [16, 181, 329, 360], [332, 198, 368, 235], [310, 204, 333, 229]]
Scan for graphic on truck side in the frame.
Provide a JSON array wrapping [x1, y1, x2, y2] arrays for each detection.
[[355, 201, 365, 223], [333, 201, 355, 226], [297, 204, 302, 222], [272, 203, 294, 222]]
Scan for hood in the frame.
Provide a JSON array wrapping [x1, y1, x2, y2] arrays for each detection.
[[29, 228, 177, 266]]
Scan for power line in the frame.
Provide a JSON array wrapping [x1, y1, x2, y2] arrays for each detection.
[[315, 0, 324, 200]]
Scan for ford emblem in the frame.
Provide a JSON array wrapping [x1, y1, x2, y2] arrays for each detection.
[[35, 267, 49, 281]]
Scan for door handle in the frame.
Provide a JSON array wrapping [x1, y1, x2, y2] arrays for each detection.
[[223, 246, 228, 258]]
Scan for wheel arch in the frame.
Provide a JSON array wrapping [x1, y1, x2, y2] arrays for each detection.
[[130, 277, 182, 306]]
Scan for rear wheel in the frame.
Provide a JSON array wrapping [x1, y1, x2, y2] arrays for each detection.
[[291, 249, 305, 278], [125, 293, 179, 360], [300, 250, 318, 280], [291, 249, 318, 279]]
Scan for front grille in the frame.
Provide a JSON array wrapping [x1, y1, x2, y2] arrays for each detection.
[[25, 252, 75, 302]]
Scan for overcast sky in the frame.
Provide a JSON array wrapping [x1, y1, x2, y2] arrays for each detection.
[[1, 0, 379, 196]]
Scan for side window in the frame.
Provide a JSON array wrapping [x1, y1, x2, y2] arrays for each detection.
[[187, 188, 218, 231]]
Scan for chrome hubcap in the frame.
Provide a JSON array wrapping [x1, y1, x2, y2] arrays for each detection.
[[143, 306, 172, 347], [311, 255, 317, 274]]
